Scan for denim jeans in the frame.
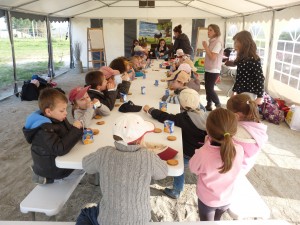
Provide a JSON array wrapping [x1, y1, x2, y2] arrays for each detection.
[[173, 156, 190, 191], [76, 204, 99, 225]]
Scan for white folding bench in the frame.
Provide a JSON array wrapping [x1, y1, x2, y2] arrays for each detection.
[[0, 220, 292, 225], [228, 175, 271, 219], [20, 170, 85, 220]]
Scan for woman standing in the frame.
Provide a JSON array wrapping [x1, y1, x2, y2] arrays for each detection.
[[232, 31, 265, 105], [202, 24, 223, 111], [173, 24, 193, 58]]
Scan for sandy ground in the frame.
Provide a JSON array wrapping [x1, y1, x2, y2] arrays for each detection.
[[0, 67, 299, 224]]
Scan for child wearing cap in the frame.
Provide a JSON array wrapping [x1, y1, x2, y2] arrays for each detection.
[[69, 85, 110, 128], [85, 70, 118, 111], [143, 88, 208, 199], [162, 70, 191, 105], [76, 114, 168, 225], [23, 88, 83, 184]]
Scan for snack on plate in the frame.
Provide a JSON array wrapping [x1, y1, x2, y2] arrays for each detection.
[[128, 92, 132, 95], [161, 79, 166, 82], [154, 128, 162, 133], [92, 129, 100, 135], [96, 121, 105, 125], [94, 115, 102, 119], [115, 104, 121, 107], [167, 135, 177, 141], [143, 142, 178, 160], [167, 159, 178, 166]]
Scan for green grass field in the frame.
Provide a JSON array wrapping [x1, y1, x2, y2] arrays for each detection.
[[0, 38, 70, 88]]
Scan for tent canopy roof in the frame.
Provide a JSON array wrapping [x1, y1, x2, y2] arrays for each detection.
[[1, 0, 300, 19]]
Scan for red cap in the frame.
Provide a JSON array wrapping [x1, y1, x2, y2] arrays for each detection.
[[68, 86, 90, 103]]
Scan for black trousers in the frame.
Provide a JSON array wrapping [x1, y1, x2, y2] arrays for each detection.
[[198, 198, 229, 221], [204, 72, 221, 106]]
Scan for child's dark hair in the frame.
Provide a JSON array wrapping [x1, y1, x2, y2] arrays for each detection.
[[38, 88, 68, 114], [227, 94, 261, 123], [173, 24, 182, 34], [85, 71, 105, 89], [233, 30, 260, 62], [109, 57, 128, 74], [206, 108, 238, 173]]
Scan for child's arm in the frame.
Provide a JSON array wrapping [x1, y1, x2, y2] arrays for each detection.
[[102, 90, 118, 111], [151, 153, 168, 180], [93, 99, 110, 116], [74, 108, 94, 128]]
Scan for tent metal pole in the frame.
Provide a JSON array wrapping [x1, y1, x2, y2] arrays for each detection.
[[69, 19, 74, 69], [6, 11, 18, 94], [265, 10, 275, 92], [46, 16, 55, 78]]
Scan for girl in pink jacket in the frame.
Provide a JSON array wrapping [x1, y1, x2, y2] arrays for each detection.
[[189, 108, 244, 221], [227, 94, 268, 174]]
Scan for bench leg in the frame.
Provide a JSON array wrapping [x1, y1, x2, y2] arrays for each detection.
[[31, 212, 36, 221]]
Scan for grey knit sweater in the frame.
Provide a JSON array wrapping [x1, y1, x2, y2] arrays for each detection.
[[82, 141, 168, 225]]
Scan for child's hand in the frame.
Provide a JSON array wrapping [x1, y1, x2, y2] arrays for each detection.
[[73, 120, 82, 129], [107, 81, 115, 90], [143, 105, 150, 112]]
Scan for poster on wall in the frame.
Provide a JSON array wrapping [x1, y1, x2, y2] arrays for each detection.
[[139, 21, 172, 45]]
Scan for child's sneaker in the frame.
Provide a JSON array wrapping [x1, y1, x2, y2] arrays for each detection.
[[163, 188, 180, 199]]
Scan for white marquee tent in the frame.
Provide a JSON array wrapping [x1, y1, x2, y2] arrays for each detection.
[[1, 0, 300, 104]]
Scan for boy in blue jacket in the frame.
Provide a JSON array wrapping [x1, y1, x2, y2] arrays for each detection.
[[23, 88, 83, 184]]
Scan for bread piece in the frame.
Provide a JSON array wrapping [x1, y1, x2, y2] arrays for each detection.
[[115, 104, 121, 107], [167, 135, 176, 141], [92, 129, 100, 135], [94, 115, 102, 119], [161, 79, 166, 82], [154, 128, 162, 133], [167, 159, 178, 166], [96, 121, 105, 125]]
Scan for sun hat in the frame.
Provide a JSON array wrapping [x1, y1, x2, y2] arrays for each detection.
[[175, 49, 185, 57], [178, 88, 201, 110], [68, 86, 90, 103], [113, 114, 154, 144], [119, 101, 142, 113], [178, 63, 192, 74], [183, 59, 197, 72], [100, 66, 120, 79], [166, 70, 191, 84]]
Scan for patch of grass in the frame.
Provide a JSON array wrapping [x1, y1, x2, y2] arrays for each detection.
[[0, 38, 69, 88]]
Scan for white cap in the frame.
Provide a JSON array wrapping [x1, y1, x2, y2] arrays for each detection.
[[178, 63, 192, 74], [179, 88, 201, 110], [175, 49, 185, 56], [113, 114, 154, 143]]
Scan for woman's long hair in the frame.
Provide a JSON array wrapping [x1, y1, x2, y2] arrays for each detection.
[[206, 108, 238, 173], [233, 30, 260, 62]]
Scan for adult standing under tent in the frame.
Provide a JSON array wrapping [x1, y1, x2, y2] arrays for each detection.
[[202, 24, 223, 111], [173, 24, 194, 60]]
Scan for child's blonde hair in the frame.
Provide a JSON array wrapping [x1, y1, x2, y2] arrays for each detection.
[[227, 94, 260, 123], [206, 108, 238, 173]]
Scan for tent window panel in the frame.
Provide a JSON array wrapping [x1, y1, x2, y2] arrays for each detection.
[[295, 43, 300, 52], [291, 66, 300, 78], [274, 71, 281, 81], [289, 77, 298, 89], [285, 42, 294, 52], [277, 42, 285, 51], [282, 64, 291, 74], [283, 53, 292, 63], [281, 74, 289, 85], [276, 52, 284, 61], [275, 62, 283, 71], [292, 55, 300, 66]]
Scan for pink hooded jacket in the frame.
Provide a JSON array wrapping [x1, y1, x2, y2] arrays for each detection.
[[233, 121, 268, 174]]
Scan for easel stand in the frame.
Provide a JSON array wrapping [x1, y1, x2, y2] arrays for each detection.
[[87, 28, 107, 71]]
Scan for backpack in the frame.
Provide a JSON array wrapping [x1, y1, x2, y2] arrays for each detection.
[[259, 92, 285, 125], [20, 81, 40, 101]]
